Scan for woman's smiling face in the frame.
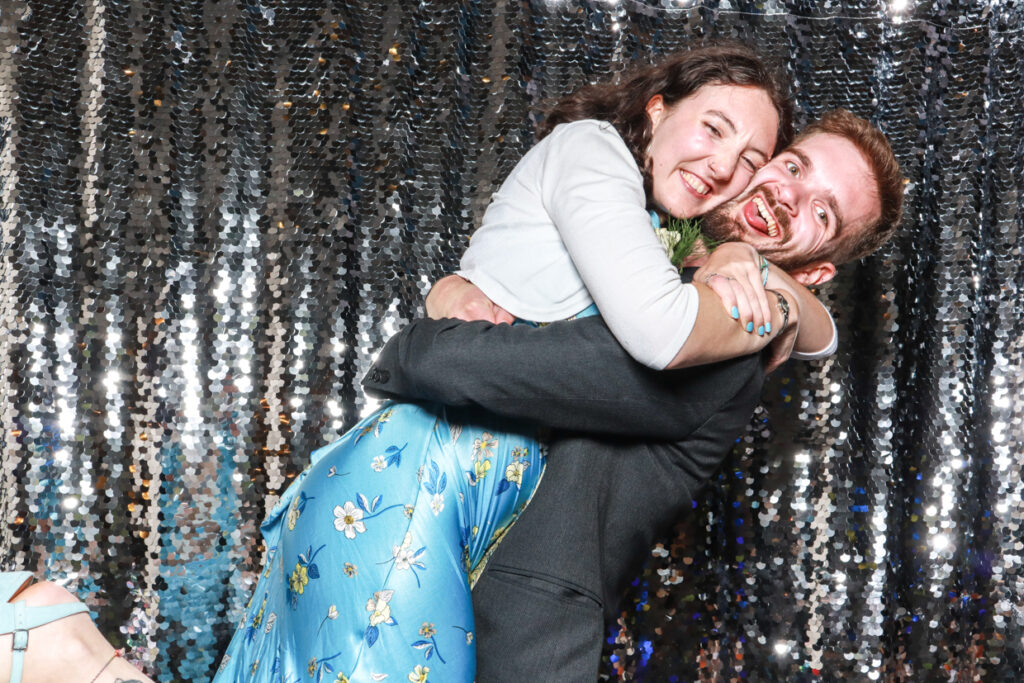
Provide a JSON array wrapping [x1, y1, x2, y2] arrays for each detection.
[[645, 83, 779, 220]]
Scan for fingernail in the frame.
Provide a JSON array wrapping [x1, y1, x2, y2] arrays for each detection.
[[765, 322, 772, 334], [746, 322, 754, 333], [757, 325, 765, 336], [731, 306, 739, 320]]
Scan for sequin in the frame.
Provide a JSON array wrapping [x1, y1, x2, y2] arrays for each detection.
[[2, 1, 1023, 680]]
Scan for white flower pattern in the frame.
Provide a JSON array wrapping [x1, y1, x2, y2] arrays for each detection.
[[366, 590, 395, 627], [504, 460, 528, 487], [430, 492, 444, 516], [392, 533, 417, 570], [333, 502, 367, 539]]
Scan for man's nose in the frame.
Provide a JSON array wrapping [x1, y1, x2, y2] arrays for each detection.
[[774, 182, 799, 215]]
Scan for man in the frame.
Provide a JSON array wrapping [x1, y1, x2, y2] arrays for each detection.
[[363, 109, 904, 681]]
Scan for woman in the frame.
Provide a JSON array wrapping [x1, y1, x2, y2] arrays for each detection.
[[2, 45, 829, 683]]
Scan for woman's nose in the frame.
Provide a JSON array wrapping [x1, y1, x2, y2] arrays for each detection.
[[707, 154, 738, 184]]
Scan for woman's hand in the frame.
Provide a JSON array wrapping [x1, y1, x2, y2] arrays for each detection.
[[693, 242, 772, 337], [425, 275, 515, 324], [764, 288, 801, 373]]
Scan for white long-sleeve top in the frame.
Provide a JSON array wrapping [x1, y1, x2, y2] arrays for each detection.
[[458, 119, 835, 369]]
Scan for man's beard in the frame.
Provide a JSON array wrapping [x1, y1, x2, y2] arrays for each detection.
[[702, 185, 807, 271]]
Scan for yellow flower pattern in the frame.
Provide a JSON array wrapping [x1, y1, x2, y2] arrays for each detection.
[[473, 458, 491, 481], [289, 563, 309, 596]]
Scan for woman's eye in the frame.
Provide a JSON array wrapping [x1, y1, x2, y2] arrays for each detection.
[[741, 156, 756, 171], [786, 161, 799, 176], [705, 123, 721, 137]]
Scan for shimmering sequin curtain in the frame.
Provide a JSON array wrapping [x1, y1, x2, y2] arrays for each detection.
[[1, 0, 1021, 680]]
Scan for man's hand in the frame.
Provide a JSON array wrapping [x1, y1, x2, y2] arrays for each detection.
[[425, 274, 515, 324]]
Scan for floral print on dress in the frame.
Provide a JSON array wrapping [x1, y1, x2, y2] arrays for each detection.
[[466, 432, 498, 486], [333, 501, 366, 538], [411, 621, 447, 664], [421, 460, 447, 516], [287, 492, 314, 531], [214, 401, 548, 682], [245, 593, 268, 642], [354, 407, 393, 444], [497, 446, 530, 495], [287, 544, 325, 608], [371, 442, 406, 472], [307, 651, 344, 683], [390, 532, 427, 586], [335, 493, 405, 537], [316, 604, 339, 637], [364, 590, 399, 647], [452, 625, 473, 645]]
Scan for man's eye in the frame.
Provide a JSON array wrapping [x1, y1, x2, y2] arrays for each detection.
[[786, 161, 799, 176], [816, 206, 828, 224]]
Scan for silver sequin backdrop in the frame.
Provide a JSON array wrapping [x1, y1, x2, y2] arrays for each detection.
[[1, 0, 1023, 680]]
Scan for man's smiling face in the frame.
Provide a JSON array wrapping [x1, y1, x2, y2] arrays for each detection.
[[702, 132, 882, 281]]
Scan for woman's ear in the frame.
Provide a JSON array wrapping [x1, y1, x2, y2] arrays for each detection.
[[645, 95, 665, 128], [789, 261, 837, 286]]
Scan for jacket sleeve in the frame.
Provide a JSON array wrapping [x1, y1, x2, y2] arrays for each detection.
[[362, 315, 764, 441]]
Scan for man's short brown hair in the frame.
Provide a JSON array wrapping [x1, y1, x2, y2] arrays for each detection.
[[795, 109, 904, 265]]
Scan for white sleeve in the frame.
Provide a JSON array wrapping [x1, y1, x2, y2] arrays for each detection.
[[789, 311, 838, 360], [540, 122, 699, 369]]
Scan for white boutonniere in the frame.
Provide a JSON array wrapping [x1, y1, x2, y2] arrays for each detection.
[[655, 227, 681, 257]]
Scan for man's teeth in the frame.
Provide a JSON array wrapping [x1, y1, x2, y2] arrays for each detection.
[[753, 196, 779, 237], [681, 171, 709, 196]]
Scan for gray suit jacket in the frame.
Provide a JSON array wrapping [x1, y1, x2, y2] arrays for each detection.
[[363, 315, 764, 682]]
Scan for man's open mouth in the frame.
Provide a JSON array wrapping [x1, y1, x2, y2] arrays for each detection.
[[742, 192, 780, 238]]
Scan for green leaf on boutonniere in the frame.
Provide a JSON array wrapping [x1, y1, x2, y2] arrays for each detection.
[[654, 217, 719, 270]]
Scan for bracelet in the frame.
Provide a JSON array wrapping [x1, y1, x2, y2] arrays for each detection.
[[767, 288, 789, 332], [759, 255, 769, 287]]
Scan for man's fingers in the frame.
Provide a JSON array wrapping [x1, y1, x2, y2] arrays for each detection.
[[492, 305, 515, 325]]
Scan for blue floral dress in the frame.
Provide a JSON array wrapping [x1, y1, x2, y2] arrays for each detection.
[[213, 399, 548, 682]]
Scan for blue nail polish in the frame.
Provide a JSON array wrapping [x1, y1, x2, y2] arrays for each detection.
[[746, 322, 754, 333], [731, 306, 739, 320], [757, 325, 764, 336], [765, 322, 772, 334]]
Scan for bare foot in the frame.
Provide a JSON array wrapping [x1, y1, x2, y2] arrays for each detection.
[[0, 581, 153, 683]]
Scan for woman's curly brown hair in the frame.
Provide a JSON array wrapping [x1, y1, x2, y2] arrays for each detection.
[[538, 43, 793, 203]]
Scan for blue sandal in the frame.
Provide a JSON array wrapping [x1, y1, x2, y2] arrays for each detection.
[[2, 571, 90, 683]]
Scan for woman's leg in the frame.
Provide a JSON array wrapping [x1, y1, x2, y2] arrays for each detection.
[[217, 402, 478, 681], [215, 402, 543, 682], [0, 581, 154, 683]]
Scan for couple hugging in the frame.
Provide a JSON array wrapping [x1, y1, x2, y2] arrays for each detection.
[[2, 42, 902, 683]]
